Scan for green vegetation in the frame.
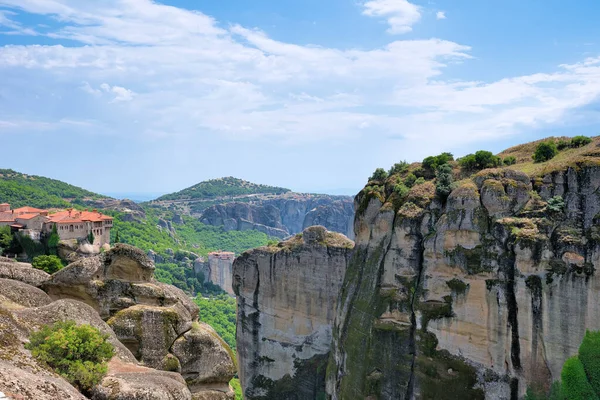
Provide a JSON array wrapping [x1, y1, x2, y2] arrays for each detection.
[[571, 135, 593, 148], [230, 378, 243, 400], [435, 164, 455, 202], [578, 330, 600, 395], [0, 169, 106, 209], [47, 224, 60, 256], [533, 141, 559, 163], [562, 356, 598, 400], [503, 156, 517, 166], [388, 161, 409, 176], [369, 168, 388, 182], [32, 255, 64, 274], [458, 150, 502, 171], [26, 321, 114, 394], [194, 294, 237, 350], [155, 262, 222, 296], [157, 176, 289, 201], [0, 226, 13, 254], [547, 196, 565, 213], [422, 152, 454, 174]]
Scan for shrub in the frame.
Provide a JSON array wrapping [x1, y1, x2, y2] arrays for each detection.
[[459, 151, 501, 171], [414, 177, 426, 186], [571, 135, 592, 148], [578, 330, 600, 395], [533, 141, 558, 163], [25, 321, 114, 393], [557, 139, 571, 150], [369, 168, 388, 182], [423, 152, 454, 173], [32, 255, 64, 274], [435, 164, 455, 202], [547, 196, 565, 213], [404, 173, 417, 188], [393, 183, 410, 198], [503, 156, 517, 166], [388, 161, 409, 176], [47, 224, 60, 256], [561, 356, 599, 400]]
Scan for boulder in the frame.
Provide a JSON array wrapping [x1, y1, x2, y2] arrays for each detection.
[[91, 359, 191, 400], [0, 261, 49, 287], [0, 278, 51, 309], [171, 322, 236, 396]]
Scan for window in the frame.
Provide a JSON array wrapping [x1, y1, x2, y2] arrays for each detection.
[[70, 225, 74, 232]]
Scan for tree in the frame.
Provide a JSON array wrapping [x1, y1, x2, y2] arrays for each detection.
[[47, 224, 60, 256], [557, 139, 571, 150], [32, 255, 64, 274], [0, 226, 11, 253], [459, 151, 502, 171], [114, 230, 121, 244], [435, 164, 455, 202], [561, 356, 599, 400], [404, 173, 417, 188], [369, 168, 388, 182], [423, 152, 454, 173], [571, 136, 592, 148], [393, 183, 409, 198], [25, 321, 114, 394], [578, 330, 600, 395], [533, 141, 558, 163], [88, 231, 95, 244], [503, 156, 517, 166]]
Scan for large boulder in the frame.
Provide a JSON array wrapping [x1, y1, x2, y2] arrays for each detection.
[[0, 278, 52, 309], [171, 322, 236, 397], [91, 359, 191, 400], [0, 261, 49, 287]]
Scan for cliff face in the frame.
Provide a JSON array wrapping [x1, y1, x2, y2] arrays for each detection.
[[327, 165, 600, 399], [200, 195, 355, 239], [233, 226, 354, 400]]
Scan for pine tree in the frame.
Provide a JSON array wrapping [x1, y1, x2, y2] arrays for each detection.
[[88, 231, 95, 245], [47, 224, 60, 256], [114, 230, 120, 244]]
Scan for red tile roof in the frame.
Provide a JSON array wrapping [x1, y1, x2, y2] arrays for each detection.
[[13, 207, 48, 214], [48, 210, 113, 224], [15, 213, 45, 221]]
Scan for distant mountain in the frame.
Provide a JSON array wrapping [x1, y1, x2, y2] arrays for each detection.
[[155, 177, 290, 201], [0, 169, 108, 209]]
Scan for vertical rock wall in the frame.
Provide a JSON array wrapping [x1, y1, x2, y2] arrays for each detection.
[[327, 166, 600, 400], [233, 226, 353, 400]]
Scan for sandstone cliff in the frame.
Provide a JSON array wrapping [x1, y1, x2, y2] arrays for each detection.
[[199, 195, 355, 239], [0, 244, 236, 400], [327, 151, 600, 399], [233, 226, 353, 399]]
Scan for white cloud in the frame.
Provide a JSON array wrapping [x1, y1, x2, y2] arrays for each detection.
[[436, 11, 446, 20], [362, 0, 421, 34], [0, 0, 599, 154]]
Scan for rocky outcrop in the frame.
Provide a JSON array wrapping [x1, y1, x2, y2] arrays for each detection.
[[0, 260, 49, 287], [84, 198, 146, 222], [327, 165, 600, 399], [194, 252, 235, 295], [233, 226, 353, 400], [200, 194, 355, 239], [0, 243, 236, 399]]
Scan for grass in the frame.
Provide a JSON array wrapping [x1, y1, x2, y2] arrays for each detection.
[[497, 136, 600, 177]]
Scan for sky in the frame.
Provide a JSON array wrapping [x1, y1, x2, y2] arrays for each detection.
[[1, 0, 600, 197]]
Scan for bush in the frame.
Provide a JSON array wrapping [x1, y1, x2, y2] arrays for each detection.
[[369, 168, 388, 182], [578, 330, 600, 395], [435, 164, 455, 202], [388, 161, 409, 176], [547, 196, 565, 213], [533, 141, 558, 163], [423, 152, 454, 173], [459, 150, 502, 171], [393, 183, 409, 198], [25, 321, 114, 393], [503, 156, 517, 166], [557, 139, 571, 150], [571, 136, 592, 148], [404, 173, 417, 188], [414, 177, 426, 186], [561, 356, 599, 400], [32, 255, 64, 274]]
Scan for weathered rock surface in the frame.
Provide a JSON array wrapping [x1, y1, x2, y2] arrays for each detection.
[[200, 194, 355, 239], [234, 226, 353, 400], [327, 165, 600, 399], [0, 243, 234, 400], [0, 261, 49, 287]]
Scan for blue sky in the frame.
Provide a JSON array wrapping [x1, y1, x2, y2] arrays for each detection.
[[1, 0, 600, 197]]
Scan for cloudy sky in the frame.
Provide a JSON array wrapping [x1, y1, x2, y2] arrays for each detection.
[[1, 0, 600, 197]]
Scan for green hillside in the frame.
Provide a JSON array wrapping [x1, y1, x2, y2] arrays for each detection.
[[0, 169, 107, 209], [156, 176, 290, 201]]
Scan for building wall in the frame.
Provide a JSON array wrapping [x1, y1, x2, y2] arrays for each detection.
[[15, 215, 46, 231]]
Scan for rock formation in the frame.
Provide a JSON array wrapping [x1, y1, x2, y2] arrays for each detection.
[[200, 194, 355, 239], [194, 252, 235, 295], [0, 244, 236, 399], [327, 163, 600, 399], [233, 226, 353, 399]]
